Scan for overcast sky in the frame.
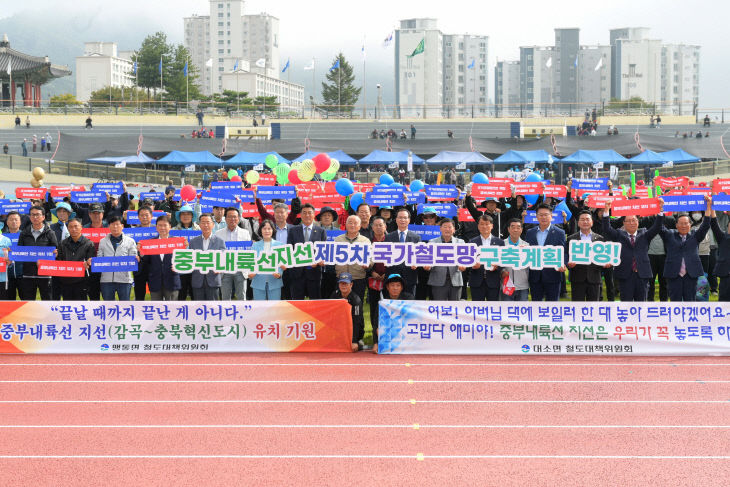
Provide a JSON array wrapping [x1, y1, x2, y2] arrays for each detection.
[[4, 0, 728, 106]]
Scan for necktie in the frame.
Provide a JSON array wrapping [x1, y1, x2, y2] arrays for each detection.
[[630, 234, 637, 272], [400, 231, 405, 243], [679, 235, 687, 277], [305, 227, 310, 242]]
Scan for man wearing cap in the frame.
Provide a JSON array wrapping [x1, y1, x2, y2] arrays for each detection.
[[50, 202, 75, 300], [18, 205, 58, 300], [384, 208, 421, 296], [287, 203, 327, 299], [329, 273, 364, 352], [465, 191, 505, 238], [83, 203, 108, 300], [382, 273, 415, 300], [334, 215, 371, 303], [317, 206, 340, 298]]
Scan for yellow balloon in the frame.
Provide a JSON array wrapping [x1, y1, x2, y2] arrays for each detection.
[[298, 167, 315, 182], [300, 159, 315, 174], [245, 170, 260, 185], [328, 158, 340, 173], [32, 167, 45, 180], [30, 178, 41, 188]]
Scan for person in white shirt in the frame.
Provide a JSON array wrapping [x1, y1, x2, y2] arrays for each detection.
[[215, 207, 251, 299]]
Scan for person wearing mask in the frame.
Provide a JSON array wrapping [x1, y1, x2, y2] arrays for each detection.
[[524, 203, 566, 301], [56, 218, 95, 300], [425, 218, 465, 301], [329, 273, 364, 352], [566, 211, 607, 301], [384, 208, 421, 296], [287, 203, 327, 299], [501, 218, 530, 301], [18, 205, 58, 300], [2, 212, 23, 299], [215, 207, 251, 300], [334, 215, 371, 303], [602, 201, 663, 301], [249, 220, 286, 300], [659, 195, 712, 302], [188, 213, 226, 300], [141, 215, 181, 301], [94, 216, 138, 301], [83, 204, 108, 301], [469, 215, 506, 301], [368, 216, 388, 342]]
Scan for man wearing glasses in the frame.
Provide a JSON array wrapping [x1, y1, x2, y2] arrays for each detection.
[[17, 206, 58, 300], [384, 208, 421, 296]]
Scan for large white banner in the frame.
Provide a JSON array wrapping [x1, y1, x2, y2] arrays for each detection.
[[378, 300, 730, 355]]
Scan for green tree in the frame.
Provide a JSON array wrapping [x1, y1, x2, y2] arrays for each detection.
[[321, 53, 360, 113], [131, 32, 172, 99], [161, 45, 203, 104], [88, 86, 149, 107], [49, 93, 82, 107], [253, 95, 279, 110], [605, 96, 655, 112]]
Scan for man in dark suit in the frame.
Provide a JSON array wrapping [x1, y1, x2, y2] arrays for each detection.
[[659, 194, 712, 301], [524, 204, 566, 301], [142, 215, 181, 301], [602, 201, 663, 301], [287, 203, 327, 299], [384, 208, 421, 296], [469, 215, 506, 301], [566, 211, 606, 301], [189, 213, 226, 300], [710, 208, 730, 301]]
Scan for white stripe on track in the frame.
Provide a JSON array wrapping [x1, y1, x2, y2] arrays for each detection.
[[2, 424, 729, 429], [1, 362, 729, 366], [1, 455, 729, 459], [0, 400, 727, 404], [0, 379, 726, 383]]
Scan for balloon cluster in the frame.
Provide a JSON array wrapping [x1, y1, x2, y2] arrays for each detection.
[[31, 167, 45, 188]]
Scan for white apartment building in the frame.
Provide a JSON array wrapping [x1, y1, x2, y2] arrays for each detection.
[[661, 44, 700, 115], [577, 45, 611, 106], [75, 42, 134, 101], [220, 71, 304, 112], [494, 60, 520, 116], [442, 34, 488, 116], [395, 18, 443, 118], [519, 46, 554, 114]]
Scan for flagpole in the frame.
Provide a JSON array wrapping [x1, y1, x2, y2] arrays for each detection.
[[363, 37, 367, 119], [186, 56, 189, 113], [338, 56, 341, 117]]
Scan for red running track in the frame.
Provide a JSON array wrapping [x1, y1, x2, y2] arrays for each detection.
[[1, 354, 729, 486]]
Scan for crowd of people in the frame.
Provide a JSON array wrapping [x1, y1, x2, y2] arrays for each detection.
[[0, 172, 727, 351]]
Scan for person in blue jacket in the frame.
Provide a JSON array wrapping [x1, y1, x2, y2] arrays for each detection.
[[249, 220, 286, 300]]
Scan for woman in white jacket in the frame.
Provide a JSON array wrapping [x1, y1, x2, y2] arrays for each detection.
[[94, 216, 139, 301]]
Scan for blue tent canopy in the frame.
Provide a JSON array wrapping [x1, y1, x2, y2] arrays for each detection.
[[493, 150, 556, 164], [291, 150, 358, 165], [559, 149, 628, 164], [225, 151, 290, 165], [628, 150, 667, 165], [426, 151, 493, 165], [157, 151, 223, 167], [659, 148, 700, 164], [358, 150, 425, 165], [85, 152, 155, 165]]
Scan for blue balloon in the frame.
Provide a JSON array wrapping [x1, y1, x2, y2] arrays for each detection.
[[349, 192, 364, 211], [524, 194, 539, 206], [555, 201, 572, 222], [525, 172, 543, 183], [409, 180, 425, 192], [380, 173, 394, 186], [472, 172, 489, 185], [335, 178, 354, 196]]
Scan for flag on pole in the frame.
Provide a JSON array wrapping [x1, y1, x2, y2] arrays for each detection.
[[303, 59, 314, 70], [159, 57, 163, 74], [467, 59, 475, 69], [408, 38, 425, 57], [545, 56, 552, 68], [362, 44, 366, 59], [329, 59, 340, 72], [282, 58, 290, 73], [594, 57, 603, 71], [574, 56, 578, 68], [383, 32, 393, 48], [255, 58, 266, 68], [205, 58, 213, 68], [183, 61, 188, 77], [132, 61, 137, 75], [233, 59, 239, 72]]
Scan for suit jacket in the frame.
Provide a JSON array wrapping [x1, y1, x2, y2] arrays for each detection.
[[524, 225, 566, 284], [250, 239, 285, 290], [468, 235, 505, 288], [384, 229, 421, 289], [660, 215, 710, 279], [287, 224, 327, 280], [566, 232, 604, 284], [142, 238, 181, 292], [602, 215, 662, 279], [427, 236, 465, 287], [188, 234, 226, 288], [711, 218, 730, 277]]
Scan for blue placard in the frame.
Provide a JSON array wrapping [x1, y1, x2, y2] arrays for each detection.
[[92, 182, 124, 195], [571, 178, 608, 191], [4, 232, 19, 245], [170, 229, 203, 240], [224, 240, 253, 249], [218, 189, 255, 203], [524, 211, 564, 224], [417, 203, 458, 218], [325, 229, 346, 241], [122, 227, 158, 241], [256, 186, 296, 203], [71, 192, 106, 204], [0, 202, 31, 215], [404, 191, 426, 205], [200, 193, 239, 208], [407, 224, 440, 241], [139, 192, 165, 201], [365, 193, 403, 206], [91, 256, 138, 273], [9, 245, 56, 262], [661, 195, 706, 212], [371, 185, 405, 196], [211, 182, 243, 190], [712, 194, 730, 211], [126, 211, 166, 225], [424, 185, 459, 200]]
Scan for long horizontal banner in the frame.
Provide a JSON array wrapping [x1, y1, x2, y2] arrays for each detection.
[[377, 300, 730, 355], [0, 300, 353, 353], [171, 241, 621, 275]]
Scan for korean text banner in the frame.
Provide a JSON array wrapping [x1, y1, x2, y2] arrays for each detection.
[[378, 301, 730, 355], [0, 300, 354, 354]]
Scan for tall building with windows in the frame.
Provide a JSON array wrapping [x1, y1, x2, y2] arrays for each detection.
[[609, 28, 662, 104], [554, 28, 579, 106], [519, 46, 554, 114], [494, 60, 520, 116], [75, 42, 134, 101], [661, 44, 700, 115], [577, 45, 611, 107], [443, 34, 488, 116]]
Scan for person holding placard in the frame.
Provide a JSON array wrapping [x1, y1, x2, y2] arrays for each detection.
[[189, 213, 226, 301], [287, 203, 327, 300], [469, 215, 506, 301], [426, 218, 465, 301], [95, 216, 138, 301], [216, 207, 251, 300], [18, 205, 58, 300], [57, 218, 95, 300], [142, 215, 181, 301], [566, 211, 606, 301], [525, 204, 566, 301], [384, 208, 420, 296]]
